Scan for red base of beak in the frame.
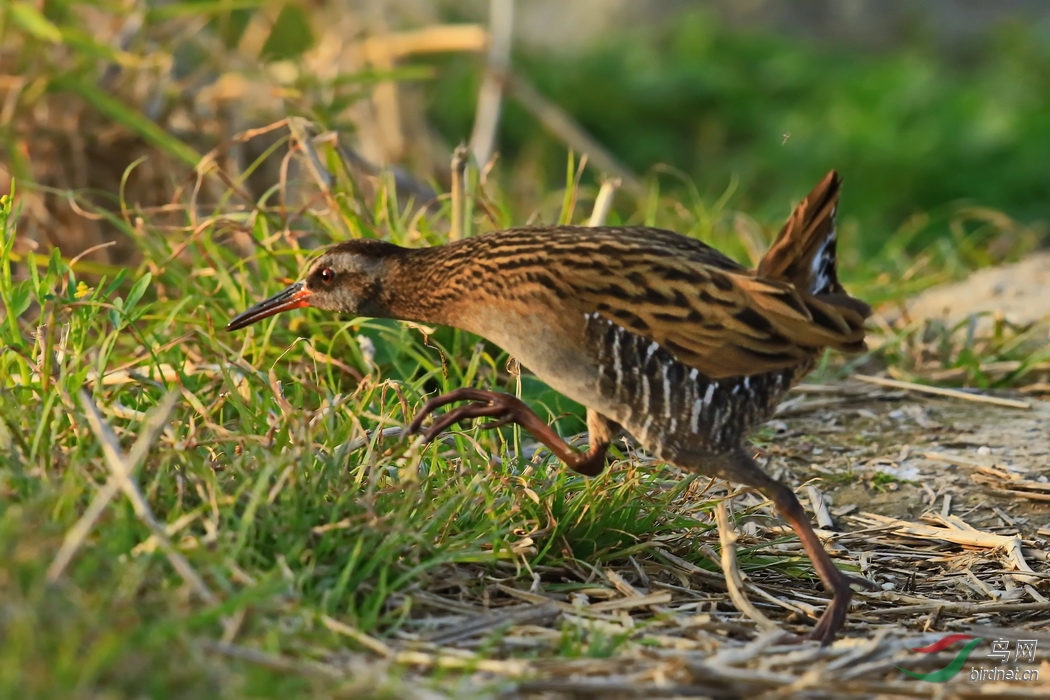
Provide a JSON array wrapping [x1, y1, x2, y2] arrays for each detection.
[[226, 282, 312, 331]]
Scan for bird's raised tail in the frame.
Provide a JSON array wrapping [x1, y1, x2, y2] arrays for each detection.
[[758, 170, 843, 296], [757, 170, 872, 353]]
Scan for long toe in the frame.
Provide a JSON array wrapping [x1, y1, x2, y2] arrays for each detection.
[[407, 388, 508, 435], [420, 402, 497, 441], [809, 589, 851, 645], [846, 572, 880, 591]]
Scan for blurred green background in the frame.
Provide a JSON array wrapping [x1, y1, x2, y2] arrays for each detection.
[[3, 0, 1047, 270], [425, 3, 1050, 259], [436, 17, 1048, 250]]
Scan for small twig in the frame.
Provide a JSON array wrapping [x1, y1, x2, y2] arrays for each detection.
[[853, 374, 1030, 409], [321, 615, 394, 656], [587, 177, 620, 227], [605, 568, 643, 597], [470, 0, 514, 167], [450, 143, 470, 241], [923, 450, 1020, 472], [198, 640, 343, 679], [806, 485, 835, 531], [422, 603, 560, 645], [714, 502, 778, 630], [506, 73, 644, 196], [589, 591, 673, 612], [651, 548, 727, 586]]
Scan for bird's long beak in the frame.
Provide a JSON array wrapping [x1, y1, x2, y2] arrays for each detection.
[[226, 282, 312, 331]]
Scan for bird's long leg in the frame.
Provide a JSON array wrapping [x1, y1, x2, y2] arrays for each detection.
[[704, 449, 873, 645], [406, 388, 610, 476]]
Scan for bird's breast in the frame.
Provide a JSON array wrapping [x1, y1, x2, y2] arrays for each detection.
[[454, 302, 610, 411], [448, 297, 800, 460]]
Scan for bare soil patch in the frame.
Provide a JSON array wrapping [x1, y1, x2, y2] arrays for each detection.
[[904, 251, 1050, 334]]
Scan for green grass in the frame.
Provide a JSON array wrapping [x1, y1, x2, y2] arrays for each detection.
[[4, 4, 1049, 695], [875, 312, 1050, 388], [3, 128, 1045, 700], [1, 172, 756, 696], [2, 107, 1045, 692], [869, 471, 917, 493]]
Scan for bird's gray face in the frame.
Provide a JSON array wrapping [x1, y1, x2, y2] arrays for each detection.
[[298, 251, 387, 314], [225, 247, 391, 331]]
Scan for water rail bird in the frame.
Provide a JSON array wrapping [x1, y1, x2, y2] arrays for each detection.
[[227, 170, 872, 643]]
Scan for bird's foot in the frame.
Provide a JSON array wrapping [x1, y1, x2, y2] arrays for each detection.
[[807, 571, 879, 644], [406, 388, 608, 476], [809, 584, 851, 645], [406, 388, 532, 443]]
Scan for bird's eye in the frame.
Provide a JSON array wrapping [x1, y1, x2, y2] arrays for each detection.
[[318, 267, 334, 284]]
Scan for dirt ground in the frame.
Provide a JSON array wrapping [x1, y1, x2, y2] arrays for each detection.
[[465, 386, 1050, 698], [771, 381, 1050, 528], [400, 259, 1050, 698], [904, 251, 1050, 335], [381, 384, 1050, 699]]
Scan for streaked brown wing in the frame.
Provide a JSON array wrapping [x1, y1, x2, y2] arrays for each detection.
[[570, 258, 868, 379]]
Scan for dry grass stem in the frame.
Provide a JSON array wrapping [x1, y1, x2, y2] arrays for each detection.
[[855, 511, 1039, 584], [450, 144, 470, 241], [806, 484, 835, 530], [47, 391, 181, 582], [715, 501, 779, 630], [50, 391, 217, 604], [355, 25, 488, 59], [588, 177, 621, 227], [469, 0, 514, 167], [854, 374, 1031, 409]]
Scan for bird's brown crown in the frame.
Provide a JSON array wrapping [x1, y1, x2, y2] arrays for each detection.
[[301, 239, 404, 316]]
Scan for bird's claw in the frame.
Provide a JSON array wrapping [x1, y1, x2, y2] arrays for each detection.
[[846, 573, 880, 591], [809, 594, 849, 645], [407, 388, 524, 443]]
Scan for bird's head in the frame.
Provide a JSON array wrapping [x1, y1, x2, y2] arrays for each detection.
[[226, 239, 405, 331]]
